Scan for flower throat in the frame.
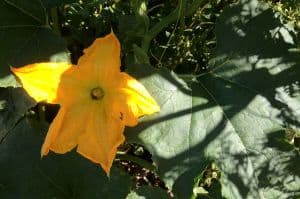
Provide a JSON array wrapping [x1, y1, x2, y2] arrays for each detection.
[[90, 87, 104, 100]]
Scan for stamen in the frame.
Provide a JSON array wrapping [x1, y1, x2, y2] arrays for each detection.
[[90, 87, 104, 100]]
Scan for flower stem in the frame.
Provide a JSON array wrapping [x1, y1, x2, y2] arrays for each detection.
[[50, 7, 60, 36], [141, 0, 204, 52]]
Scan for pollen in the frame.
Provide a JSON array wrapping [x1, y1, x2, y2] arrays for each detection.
[[90, 87, 104, 100]]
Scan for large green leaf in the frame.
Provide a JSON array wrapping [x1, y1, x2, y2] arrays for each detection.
[[0, 0, 69, 87], [0, 88, 34, 143], [41, 0, 77, 8], [0, 118, 132, 199], [126, 0, 300, 198]]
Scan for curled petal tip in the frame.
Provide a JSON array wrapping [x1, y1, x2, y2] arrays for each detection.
[[10, 66, 24, 75], [110, 28, 115, 34], [10, 66, 16, 72], [103, 166, 111, 176]]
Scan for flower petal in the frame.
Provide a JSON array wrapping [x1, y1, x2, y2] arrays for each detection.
[[56, 66, 92, 107], [77, 104, 125, 174], [109, 73, 160, 127], [41, 107, 66, 156], [77, 32, 121, 86], [11, 62, 72, 103], [41, 104, 91, 156]]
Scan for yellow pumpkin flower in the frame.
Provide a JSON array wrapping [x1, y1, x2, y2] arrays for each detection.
[[11, 32, 160, 174]]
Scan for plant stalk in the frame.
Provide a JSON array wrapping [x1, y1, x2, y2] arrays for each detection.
[[141, 0, 204, 51]]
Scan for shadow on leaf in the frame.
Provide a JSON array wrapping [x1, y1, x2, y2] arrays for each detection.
[[125, 0, 300, 198]]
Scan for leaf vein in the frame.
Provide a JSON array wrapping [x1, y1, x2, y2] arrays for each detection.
[[211, 72, 261, 94], [4, 0, 43, 24], [0, 25, 42, 29]]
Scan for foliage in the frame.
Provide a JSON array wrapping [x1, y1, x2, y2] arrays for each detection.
[[265, 0, 300, 28], [0, 0, 299, 198]]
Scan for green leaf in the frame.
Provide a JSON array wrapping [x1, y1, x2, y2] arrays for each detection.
[[0, 118, 132, 199], [126, 186, 170, 199], [0, 88, 34, 142], [132, 44, 150, 65], [0, 0, 69, 87], [126, 0, 300, 198], [118, 1, 150, 54], [41, 0, 77, 8]]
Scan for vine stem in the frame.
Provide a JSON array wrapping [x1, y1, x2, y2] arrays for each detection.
[[141, 0, 204, 52], [50, 7, 60, 36]]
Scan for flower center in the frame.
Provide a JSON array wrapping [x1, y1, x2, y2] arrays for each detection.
[[90, 87, 104, 100]]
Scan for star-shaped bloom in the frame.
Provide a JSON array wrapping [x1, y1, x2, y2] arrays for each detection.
[[11, 32, 160, 174]]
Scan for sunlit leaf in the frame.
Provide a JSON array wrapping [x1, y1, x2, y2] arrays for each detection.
[[126, 0, 300, 198]]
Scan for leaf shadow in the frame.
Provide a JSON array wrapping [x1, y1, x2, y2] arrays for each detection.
[[256, 129, 300, 198], [126, 0, 300, 198], [1, 0, 299, 198]]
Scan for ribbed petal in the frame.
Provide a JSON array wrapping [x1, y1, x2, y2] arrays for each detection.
[[77, 32, 121, 87], [77, 103, 125, 174], [11, 62, 71, 103], [108, 72, 160, 127], [56, 66, 92, 107], [41, 103, 91, 156], [41, 107, 66, 156]]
